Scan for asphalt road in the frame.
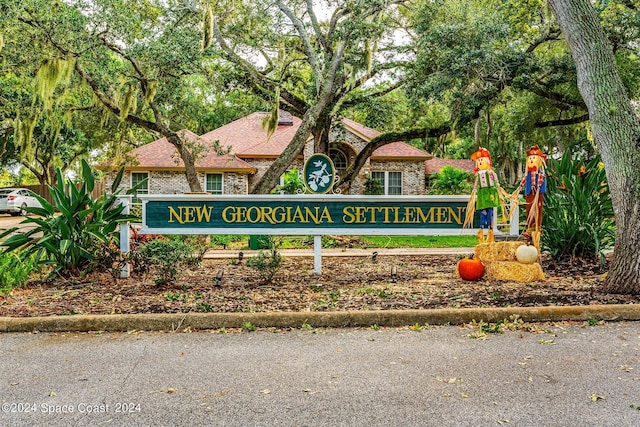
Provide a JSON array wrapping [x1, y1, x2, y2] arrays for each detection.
[[0, 214, 34, 235], [1, 322, 639, 427]]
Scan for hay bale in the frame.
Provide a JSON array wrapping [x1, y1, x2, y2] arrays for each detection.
[[484, 261, 545, 282], [475, 242, 525, 262]]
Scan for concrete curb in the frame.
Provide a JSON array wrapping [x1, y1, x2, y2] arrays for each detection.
[[1, 304, 639, 333]]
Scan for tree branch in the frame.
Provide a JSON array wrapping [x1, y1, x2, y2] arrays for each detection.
[[337, 125, 451, 191], [528, 85, 587, 108], [526, 26, 561, 53], [306, 0, 329, 52], [275, 0, 321, 95], [534, 114, 589, 128], [74, 63, 162, 133], [211, 18, 309, 113]]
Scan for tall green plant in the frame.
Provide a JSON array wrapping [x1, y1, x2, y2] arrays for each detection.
[[0, 160, 141, 276], [429, 166, 473, 195], [0, 252, 38, 293], [543, 152, 615, 263]]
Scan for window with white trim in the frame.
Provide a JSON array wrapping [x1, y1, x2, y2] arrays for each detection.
[[206, 173, 223, 194], [131, 172, 149, 204], [371, 171, 403, 195]]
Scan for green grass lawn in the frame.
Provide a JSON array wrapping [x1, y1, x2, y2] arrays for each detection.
[[213, 234, 478, 249], [359, 235, 478, 248]]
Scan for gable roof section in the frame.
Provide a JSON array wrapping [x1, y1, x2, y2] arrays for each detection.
[[113, 113, 433, 172], [342, 118, 432, 161], [123, 129, 256, 173], [425, 157, 475, 176], [200, 112, 304, 158]]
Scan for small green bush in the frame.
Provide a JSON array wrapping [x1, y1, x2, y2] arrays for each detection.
[[543, 152, 615, 264], [429, 166, 473, 195], [246, 237, 283, 283], [0, 252, 38, 293], [364, 175, 384, 195], [138, 239, 196, 285], [273, 167, 307, 194]]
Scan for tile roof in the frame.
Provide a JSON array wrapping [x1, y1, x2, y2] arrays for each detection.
[[123, 129, 256, 172], [201, 112, 303, 158], [371, 142, 432, 160], [342, 118, 432, 160], [113, 112, 433, 172], [342, 118, 381, 141], [425, 157, 475, 176]]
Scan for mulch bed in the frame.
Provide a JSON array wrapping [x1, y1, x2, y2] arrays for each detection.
[[1, 254, 638, 318]]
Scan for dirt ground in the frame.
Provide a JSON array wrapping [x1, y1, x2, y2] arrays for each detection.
[[1, 253, 638, 318]]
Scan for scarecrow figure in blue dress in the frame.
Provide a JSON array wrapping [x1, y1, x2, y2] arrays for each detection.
[[519, 145, 547, 250]]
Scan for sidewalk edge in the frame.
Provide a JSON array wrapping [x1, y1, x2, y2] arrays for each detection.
[[1, 304, 639, 332]]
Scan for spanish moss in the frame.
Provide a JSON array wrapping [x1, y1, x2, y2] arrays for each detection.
[[33, 57, 76, 111], [202, 2, 214, 51]]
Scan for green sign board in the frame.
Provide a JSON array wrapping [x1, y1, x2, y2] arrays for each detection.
[[303, 153, 335, 194], [139, 195, 481, 235]]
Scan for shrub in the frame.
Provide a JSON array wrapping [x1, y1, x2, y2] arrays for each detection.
[[273, 167, 307, 194], [0, 252, 38, 293], [429, 166, 473, 195], [167, 235, 209, 266], [364, 174, 384, 195], [543, 152, 615, 264], [246, 237, 283, 283], [138, 239, 196, 285], [0, 160, 140, 276]]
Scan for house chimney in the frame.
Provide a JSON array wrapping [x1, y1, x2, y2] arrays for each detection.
[[278, 110, 293, 126]]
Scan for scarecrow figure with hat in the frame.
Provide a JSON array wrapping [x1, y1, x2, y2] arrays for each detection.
[[520, 145, 547, 250], [464, 147, 507, 243]]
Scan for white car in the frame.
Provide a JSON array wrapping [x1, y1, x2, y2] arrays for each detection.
[[0, 188, 43, 216]]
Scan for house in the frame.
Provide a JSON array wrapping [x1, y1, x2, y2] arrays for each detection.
[[102, 112, 433, 197]]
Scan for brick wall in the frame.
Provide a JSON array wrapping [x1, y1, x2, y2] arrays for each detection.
[[370, 160, 426, 195], [106, 171, 249, 195]]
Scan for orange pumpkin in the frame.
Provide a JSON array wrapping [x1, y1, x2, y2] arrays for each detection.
[[457, 257, 485, 281]]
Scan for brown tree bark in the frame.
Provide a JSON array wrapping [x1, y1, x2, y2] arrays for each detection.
[[250, 98, 330, 194], [548, 0, 640, 294]]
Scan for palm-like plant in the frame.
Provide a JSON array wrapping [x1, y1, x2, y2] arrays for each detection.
[[0, 160, 142, 276], [429, 166, 473, 195], [543, 152, 615, 264]]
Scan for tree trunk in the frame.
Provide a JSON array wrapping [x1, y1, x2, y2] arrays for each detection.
[[549, 0, 640, 294], [250, 105, 323, 194], [313, 112, 332, 155], [167, 134, 203, 193]]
